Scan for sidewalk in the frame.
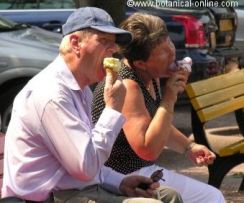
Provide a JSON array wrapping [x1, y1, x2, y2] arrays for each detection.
[[156, 105, 244, 202]]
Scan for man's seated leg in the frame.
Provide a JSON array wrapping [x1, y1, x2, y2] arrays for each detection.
[[53, 184, 182, 203], [155, 186, 183, 203]]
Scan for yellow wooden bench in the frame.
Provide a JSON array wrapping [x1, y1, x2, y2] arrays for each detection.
[[186, 68, 244, 191]]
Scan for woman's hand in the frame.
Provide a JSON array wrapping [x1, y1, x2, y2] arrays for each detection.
[[119, 175, 159, 198], [163, 70, 189, 105], [186, 143, 216, 166]]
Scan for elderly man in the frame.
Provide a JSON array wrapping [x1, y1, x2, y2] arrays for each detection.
[[1, 7, 182, 203]]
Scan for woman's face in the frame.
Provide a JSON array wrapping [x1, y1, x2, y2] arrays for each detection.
[[144, 37, 176, 78]]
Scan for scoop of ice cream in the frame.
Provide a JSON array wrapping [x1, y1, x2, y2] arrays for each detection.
[[183, 57, 192, 65], [169, 57, 192, 72], [177, 57, 192, 72], [103, 57, 122, 73]]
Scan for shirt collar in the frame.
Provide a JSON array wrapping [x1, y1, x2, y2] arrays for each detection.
[[55, 55, 81, 91]]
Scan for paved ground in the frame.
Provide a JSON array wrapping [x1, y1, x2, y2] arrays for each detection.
[[156, 104, 244, 202]]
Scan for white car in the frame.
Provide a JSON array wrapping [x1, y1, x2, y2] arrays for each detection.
[[0, 16, 61, 132]]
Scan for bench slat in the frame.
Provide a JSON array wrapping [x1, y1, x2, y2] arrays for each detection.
[[191, 83, 244, 110], [219, 139, 244, 157], [186, 69, 244, 98], [197, 95, 244, 122]]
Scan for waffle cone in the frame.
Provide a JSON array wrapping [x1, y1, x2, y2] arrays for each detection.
[[105, 67, 117, 83]]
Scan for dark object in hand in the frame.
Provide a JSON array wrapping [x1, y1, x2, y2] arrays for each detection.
[[137, 168, 165, 190]]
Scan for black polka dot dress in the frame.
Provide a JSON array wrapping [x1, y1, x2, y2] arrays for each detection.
[[92, 64, 161, 174]]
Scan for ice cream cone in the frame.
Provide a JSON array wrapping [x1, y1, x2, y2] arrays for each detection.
[[103, 57, 121, 83], [105, 67, 118, 83]]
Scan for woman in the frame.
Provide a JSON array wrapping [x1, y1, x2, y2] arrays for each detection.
[[92, 13, 225, 203]]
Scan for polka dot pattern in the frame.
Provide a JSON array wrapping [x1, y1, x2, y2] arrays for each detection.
[[92, 64, 161, 174]]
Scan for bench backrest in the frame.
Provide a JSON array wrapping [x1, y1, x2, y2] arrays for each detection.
[[0, 133, 5, 194], [186, 69, 244, 122]]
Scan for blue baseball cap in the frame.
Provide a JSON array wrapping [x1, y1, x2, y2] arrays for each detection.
[[62, 7, 132, 45]]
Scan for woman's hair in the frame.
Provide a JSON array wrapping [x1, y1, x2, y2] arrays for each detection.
[[119, 13, 168, 65]]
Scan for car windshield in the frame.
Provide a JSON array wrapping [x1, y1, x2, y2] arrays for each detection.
[[0, 16, 30, 31]]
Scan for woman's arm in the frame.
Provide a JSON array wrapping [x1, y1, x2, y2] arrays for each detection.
[[122, 79, 174, 160], [166, 126, 192, 154], [122, 70, 189, 161]]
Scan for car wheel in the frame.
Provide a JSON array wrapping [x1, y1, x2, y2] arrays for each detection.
[[0, 84, 25, 132]]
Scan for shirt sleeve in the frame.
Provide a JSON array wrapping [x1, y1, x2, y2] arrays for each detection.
[[99, 165, 124, 194], [40, 95, 125, 182]]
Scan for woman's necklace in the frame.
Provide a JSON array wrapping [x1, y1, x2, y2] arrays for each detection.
[[146, 80, 157, 100], [146, 80, 153, 92], [134, 68, 153, 94], [146, 82, 151, 92]]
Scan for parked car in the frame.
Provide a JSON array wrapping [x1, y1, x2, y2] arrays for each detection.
[[234, 0, 244, 66], [0, 16, 61, 132], [0, 0, 75, 33]]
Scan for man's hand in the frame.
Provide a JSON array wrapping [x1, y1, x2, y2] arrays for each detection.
[[186, 143, 216, 166], [104, 74, 126, 112], [119, 175, 159, 198]]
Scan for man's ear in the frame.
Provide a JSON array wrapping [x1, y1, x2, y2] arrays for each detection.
[[69, 34, 80, 54], [133, 60, 146, 71]]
